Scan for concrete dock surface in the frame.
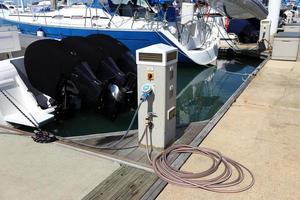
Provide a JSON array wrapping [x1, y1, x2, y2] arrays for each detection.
[[158, 60, 300, 200], [0, 134, 119, 200]]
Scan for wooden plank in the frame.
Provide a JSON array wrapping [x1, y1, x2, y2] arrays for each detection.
[[101, 134, 137, 155], [83, 166, 158, 200], [113, 136, 139, 157], [66, 130, 137, 140], [125, 147, 149, 163], [74, 132, 137, 155], [175, 122, 207, 145], [58, 139, 154, 172]]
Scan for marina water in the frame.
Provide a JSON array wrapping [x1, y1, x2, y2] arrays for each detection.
[[43, 59, 261, 137]]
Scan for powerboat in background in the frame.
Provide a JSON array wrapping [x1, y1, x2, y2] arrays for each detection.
[[207, 0, 268, 20], [227, 18, 260, 43], [0, 0, 225, 65], [206, 0, 268, 44], [0, 1, 17, 9]]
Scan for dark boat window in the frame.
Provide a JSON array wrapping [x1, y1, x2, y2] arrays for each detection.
[[0, 4, 9, 10], [52, 15, 64, 19], [71, 15, 84, 19]]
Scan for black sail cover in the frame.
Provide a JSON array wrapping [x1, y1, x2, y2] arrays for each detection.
[[87, 34, 137, 74], [24, 35, 137, 119], [24, 39, 78, 99], [61, 36, 126, 83]]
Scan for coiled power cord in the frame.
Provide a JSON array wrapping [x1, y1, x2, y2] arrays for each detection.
[[141, 123, 255, 193]]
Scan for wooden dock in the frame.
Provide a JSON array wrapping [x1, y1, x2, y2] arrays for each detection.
[[219, 42, 270, 60]]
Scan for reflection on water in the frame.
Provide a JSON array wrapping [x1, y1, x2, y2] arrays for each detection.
[[41, 58, 261, 137], [176, 59, 257, 124]]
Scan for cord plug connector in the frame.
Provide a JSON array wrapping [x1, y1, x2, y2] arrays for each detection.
[[140, 83, 153, 102]]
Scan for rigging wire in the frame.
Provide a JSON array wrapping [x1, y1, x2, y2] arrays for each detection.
[[0, 90, 57, 143], [0, 90, 40, 130]]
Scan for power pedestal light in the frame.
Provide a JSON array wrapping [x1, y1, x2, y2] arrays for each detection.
[[136, 44, 177, 149]]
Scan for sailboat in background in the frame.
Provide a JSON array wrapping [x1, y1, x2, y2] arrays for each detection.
[[0, 0, 227, 65]]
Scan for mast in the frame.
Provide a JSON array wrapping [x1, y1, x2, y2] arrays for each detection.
[[51, 0, 57, 10], [267, 0, 281, 38], [19, 0, 25, 12]]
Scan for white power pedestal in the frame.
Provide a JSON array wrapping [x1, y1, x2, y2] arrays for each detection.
[[259, 19, 271, 49], [136, 44, 178, 149]]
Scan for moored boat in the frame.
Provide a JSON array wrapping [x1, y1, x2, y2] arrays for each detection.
[[207, 0, 268, 20], [0, 1, 225, 65]]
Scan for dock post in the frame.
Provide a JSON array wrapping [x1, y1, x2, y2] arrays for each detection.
[[267, 0, 281, 42]]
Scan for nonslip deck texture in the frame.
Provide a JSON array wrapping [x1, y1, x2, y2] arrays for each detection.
[[79, 121, 208, 200]]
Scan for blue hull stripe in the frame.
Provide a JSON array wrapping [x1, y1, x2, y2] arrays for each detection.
[[2, 18, 190, 62]]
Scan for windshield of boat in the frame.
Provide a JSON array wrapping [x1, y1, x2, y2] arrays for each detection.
[[108, 0, 151, 17], [110, 0, 149, 8], [136, 0, 149, 8], [0, 3, 9, 9]]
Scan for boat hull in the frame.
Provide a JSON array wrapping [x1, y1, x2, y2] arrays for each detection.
[[1, 18, 192, 63]]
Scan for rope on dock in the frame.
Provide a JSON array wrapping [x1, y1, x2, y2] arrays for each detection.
[[0, 90, 57, 143]]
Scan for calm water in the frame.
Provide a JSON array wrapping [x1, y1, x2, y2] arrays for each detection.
[[41, 58, 261, 137]]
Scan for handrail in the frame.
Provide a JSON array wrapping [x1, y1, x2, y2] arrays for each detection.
[[43, 11, 47, 25], [16, 0, 20, 22], [89, 7, 92, 27], [84, 6, 87, 27]]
